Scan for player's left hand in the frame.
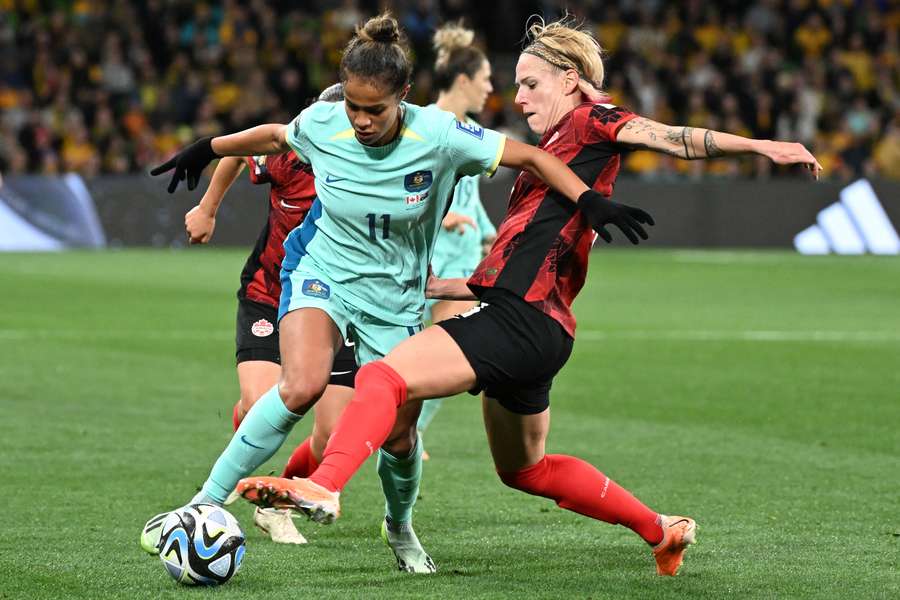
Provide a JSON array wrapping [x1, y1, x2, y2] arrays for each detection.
[[577, 190, 654, 245], [150, 137, 220, 193], [425, 265, 476, 300], [758, 140, 823, 180]]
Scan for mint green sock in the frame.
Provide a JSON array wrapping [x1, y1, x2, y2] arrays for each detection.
[[376, 434, 423, 525], [416, 398, 444, 433], [197, 385, 301, 504]]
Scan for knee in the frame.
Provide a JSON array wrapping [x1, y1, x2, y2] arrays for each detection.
[[497, 458, 548, 495], [383, 426, 417, 457], [382, 403, 419, 456], [238, 388, 264, 413], [278, 376, 327, 414]]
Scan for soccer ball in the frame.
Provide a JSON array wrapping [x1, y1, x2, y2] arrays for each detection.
[[158, 503, 246, 586]]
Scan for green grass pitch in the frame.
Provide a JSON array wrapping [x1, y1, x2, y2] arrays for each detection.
[[0, 249, 897, 599]]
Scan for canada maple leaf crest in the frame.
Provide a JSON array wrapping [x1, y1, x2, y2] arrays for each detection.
[[590, 105, 625, 124]]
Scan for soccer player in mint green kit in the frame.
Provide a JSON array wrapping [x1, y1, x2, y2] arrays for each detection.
[[417, 23, 498, 457], [149, 13, 620, 574]]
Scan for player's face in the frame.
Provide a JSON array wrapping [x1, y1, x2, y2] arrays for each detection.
[[514, 53, 569, 135], [343, 77, 409, 146], [463, 60, 493, 114]]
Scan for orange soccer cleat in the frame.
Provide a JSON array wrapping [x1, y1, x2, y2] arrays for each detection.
[[236, 476, 341, 524], [652, 515, 697, 576]]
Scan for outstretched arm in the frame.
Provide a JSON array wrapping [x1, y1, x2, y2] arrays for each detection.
[[615, 117, 823, 178], [152, 124, 290, 193], [184, 156, 246, 244], [498, 138, 654, 244], [210, 124, 290, 156]]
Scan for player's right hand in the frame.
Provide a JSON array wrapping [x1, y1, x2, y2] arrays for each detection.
[[185, 205, 216, 244], [577, 190, 654, 245], [442, 212, 477, 235], [150, 136, 220, 193]]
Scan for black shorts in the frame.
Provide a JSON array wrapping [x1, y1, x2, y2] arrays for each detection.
[[235, 297, 358, 387], [437, 288, 573, 415]]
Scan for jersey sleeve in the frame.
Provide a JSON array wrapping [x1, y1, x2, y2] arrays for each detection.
[[284, 108, 313, 164], [443, 119, 507, 178], [585, 104, 638, 143], [245, 155, 272, 185]]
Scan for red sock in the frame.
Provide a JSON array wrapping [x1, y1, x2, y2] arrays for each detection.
[[498, 454, 663, 545], [281, 437, 319, 479], [311, 362, 406, 492], [232, 402, 242, 431]]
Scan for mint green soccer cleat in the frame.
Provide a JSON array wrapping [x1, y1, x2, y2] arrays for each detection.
[[140, 512, 169, 555], [381, 517, 436, 574]]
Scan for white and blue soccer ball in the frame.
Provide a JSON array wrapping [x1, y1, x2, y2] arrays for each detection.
[[158, 503, 246, 586]]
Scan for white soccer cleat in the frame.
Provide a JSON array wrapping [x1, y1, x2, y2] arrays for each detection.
[[381, 517, 436, 574], [223, 488, 241, 506], [253, 507, 308, 545], [140, 511, 169, 555]]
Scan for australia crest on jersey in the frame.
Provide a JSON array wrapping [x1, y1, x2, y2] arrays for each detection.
[[404, 170, 432, 207], [404, 170, 432, 192]]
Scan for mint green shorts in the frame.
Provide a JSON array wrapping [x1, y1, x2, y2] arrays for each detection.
[[280, 264, 424, 366]]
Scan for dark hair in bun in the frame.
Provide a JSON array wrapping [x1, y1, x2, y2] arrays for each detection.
[[340, 13, 412, 95]]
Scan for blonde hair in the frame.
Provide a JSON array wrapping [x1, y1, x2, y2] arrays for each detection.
[[433, 21, 486, 92], [522, 16, 605, 91]]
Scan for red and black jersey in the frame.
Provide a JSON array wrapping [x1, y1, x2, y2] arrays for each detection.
[[239, 152, 316, 307], [467, 102, 637, 337]]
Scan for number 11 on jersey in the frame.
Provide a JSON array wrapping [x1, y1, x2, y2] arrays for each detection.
[[367, 213, 390, 241]]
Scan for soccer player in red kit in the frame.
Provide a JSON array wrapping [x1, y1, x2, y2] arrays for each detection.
[[237, 19, 822, 576]]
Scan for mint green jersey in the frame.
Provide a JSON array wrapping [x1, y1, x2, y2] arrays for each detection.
[[430, 113, 497, 278], [431, 173, 497, 278], [282, 101, 506, 325]]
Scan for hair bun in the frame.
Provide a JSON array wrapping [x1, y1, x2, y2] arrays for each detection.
[[433, 23, 474, 53], [359, 14, 402, 44]]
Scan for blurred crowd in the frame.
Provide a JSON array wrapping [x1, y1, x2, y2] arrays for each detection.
[[0, 0, 897, 180]]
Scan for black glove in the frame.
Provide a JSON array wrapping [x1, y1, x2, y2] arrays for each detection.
[[577, 189, 654, 244], [150, 137, 220, 193]]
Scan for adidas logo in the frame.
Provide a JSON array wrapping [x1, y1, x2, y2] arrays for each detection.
[[794, 179, 899, 255]]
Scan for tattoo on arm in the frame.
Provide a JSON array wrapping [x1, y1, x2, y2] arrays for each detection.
[[683, 127, 696, 159], [626, 142, 682, 157], [663, 126, 696, 159], [704, 130, 724, 158]]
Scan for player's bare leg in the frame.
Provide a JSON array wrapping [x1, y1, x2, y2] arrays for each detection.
[[416, 300, 478, 460], [238, 327, 471, 539], [388, 325, 479, 400], [309, 385, 354, 461], [482, 398, 695, 576], [235, 361, 282, 423], [186, 308, 336, 511], [276, 308, 343, 414]]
